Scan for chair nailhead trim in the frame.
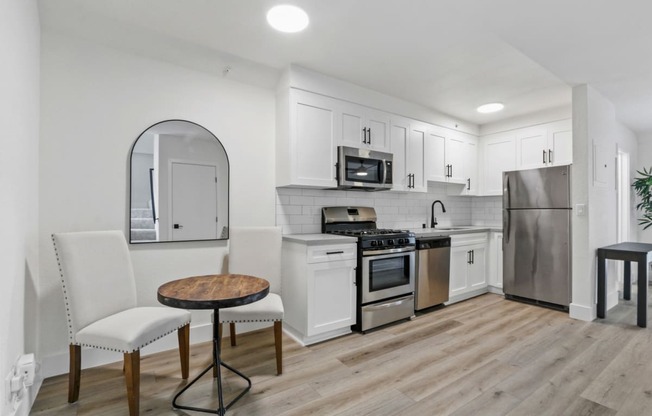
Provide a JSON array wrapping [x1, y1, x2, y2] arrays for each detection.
[[220, 319, 282, 323], [52, 235, 75, 343], [72, 321, 191, 353]]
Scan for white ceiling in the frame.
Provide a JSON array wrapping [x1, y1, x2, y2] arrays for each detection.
[[39, 0, 652, 133]]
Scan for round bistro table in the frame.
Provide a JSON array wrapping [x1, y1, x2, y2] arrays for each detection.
[[157, 274, 269, 415]]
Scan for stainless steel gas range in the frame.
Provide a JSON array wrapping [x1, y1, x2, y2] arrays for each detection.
[[322, 206, 416, 332]]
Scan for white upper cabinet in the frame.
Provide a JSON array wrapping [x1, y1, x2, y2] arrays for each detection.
[[516, 119, 572, 170], [481, 132, 517, 196], [480, 118, 572, 195], [426, 126, 478, 194], [277, 89, 338, 188], [425, 128, 447, 183], [391, 116, 426, 192], [338, 101, 391, 152], [547, 119, 573, 166], [446, 131, 479, 196]]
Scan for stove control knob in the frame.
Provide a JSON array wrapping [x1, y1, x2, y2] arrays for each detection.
[[388, 239, 394, 245], [371, 241, 377, 247], [398, 238, 404, 245]]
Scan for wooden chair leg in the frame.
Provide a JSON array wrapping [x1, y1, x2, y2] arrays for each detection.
[[274, 321, 283, 375], [68, 345, 81, 403], [124, 351, 140, 416], [229, 322, 237, 346], [178, 324, 190, 379]]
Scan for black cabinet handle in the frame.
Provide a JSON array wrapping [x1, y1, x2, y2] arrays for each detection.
[[472, 249, 475, 264], [549, 149, 552, 164], [467, 178, 471, 191], [326, 250, 344, 255], [362, 127, 367, 144], [543, 149, 547, 164], [467, 250, 472, 264], [368, 128, 372, 145]]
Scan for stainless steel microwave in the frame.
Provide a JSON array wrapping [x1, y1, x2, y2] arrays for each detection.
[[336, 146, 393, 191]]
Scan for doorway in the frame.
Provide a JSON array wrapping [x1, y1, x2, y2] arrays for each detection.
[[616, 148, 630, 286]]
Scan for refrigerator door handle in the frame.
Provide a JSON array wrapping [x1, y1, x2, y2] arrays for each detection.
[[504, 209, 511, 244], [503, 174, 511, 208]]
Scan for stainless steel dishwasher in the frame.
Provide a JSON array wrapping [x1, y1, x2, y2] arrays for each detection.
[[415, 236, 451, 310]]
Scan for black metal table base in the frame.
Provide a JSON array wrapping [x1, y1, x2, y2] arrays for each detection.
[[171, 309, 251, 415]]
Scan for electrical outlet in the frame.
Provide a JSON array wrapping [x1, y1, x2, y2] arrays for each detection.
[[16, 354, 35, 387]]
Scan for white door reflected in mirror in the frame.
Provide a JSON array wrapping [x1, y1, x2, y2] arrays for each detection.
[[129, 120, 229, 243]]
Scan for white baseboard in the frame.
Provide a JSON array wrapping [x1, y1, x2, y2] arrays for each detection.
[[569, 302, 595, 321], [607, 290, 619, 311], [282, 323, 351, 346]]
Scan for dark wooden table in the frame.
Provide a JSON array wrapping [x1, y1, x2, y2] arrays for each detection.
[[597, 242, 652, 328], [158, 274, 269, 415]]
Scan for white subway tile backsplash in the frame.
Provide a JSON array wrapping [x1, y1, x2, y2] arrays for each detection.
[[276, 185, 504, 234]]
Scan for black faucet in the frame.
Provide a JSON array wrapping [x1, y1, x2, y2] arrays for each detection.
[[431, 200, 446, 228]]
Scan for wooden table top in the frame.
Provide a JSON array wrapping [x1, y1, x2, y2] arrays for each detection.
[[157, 274, 269, 310]]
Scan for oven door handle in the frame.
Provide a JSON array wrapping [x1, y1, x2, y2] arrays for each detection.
[[364, 295, 414, 311], [362, 247, 415, 256]]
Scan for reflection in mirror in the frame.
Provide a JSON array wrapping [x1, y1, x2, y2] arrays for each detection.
[[129, 120, 229, 243]]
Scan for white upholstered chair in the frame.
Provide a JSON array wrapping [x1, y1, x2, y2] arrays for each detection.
[[52, 230, 191, 416], [216, 226, 284, 374]]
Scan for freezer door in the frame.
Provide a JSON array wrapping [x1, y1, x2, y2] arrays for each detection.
[[503, 209, 571, 306], [503, 165, 571, 209]]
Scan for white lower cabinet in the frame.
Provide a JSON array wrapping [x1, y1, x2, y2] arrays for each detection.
[[282, 240, 357, 345], [488, 231, 503, 292], [448, 233, 488, 303]]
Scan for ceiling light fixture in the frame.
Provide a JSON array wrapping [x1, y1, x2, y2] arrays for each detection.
[[476, 102, 505, 113], [266, 5, 309, 33]]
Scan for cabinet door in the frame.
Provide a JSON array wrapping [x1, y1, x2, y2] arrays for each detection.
[[425, 128, 447, 182], [366, 109, 391, 152], [307, 259, 356, 336], [390, 118, 409, 191], [449, 246, 470, 297], [340, 102, 365, 148], [516, 127, 548, 170], [446, 134, 466, 183], [468, 245, 486, 289], [491, 232, 503, 289], [548, 119, 572, 166], [462, 135, 478, 194], [293, 91, 338, 187], [482, 133, 516, 195], [407, 122, 427, 192]]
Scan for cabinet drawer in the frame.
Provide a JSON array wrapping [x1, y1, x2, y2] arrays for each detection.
[[307, 244, 357, 264], [451, 233, 488, 247]]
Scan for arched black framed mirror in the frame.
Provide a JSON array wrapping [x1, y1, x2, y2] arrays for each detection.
[[129, 120, 229, 243]]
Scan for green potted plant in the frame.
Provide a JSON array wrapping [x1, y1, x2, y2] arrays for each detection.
[[633, 167, 652, 229]]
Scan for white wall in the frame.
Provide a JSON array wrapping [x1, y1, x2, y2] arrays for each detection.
[[0, 0, 40, 414], [38, 32, 276, 377], [570, 85, 638, 321], [636, 134, 652, 243]]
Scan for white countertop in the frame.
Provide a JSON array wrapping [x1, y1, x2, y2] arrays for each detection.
[[282, 233, 358, 245], [283, 227, 502, 244], [408, 226, 502, 238]]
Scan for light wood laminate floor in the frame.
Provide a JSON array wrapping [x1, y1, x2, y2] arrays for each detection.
[[32, 293, 652, 415]]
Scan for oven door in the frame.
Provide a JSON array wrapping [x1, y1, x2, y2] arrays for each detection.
[[361, 250, 415, 304]]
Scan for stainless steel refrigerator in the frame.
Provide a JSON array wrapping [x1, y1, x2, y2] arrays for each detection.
[[503, 165, 571, 308]]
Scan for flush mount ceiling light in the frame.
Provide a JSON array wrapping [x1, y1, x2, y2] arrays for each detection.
[[266, 5, 309, 33], [476, 102, 505, 113]]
